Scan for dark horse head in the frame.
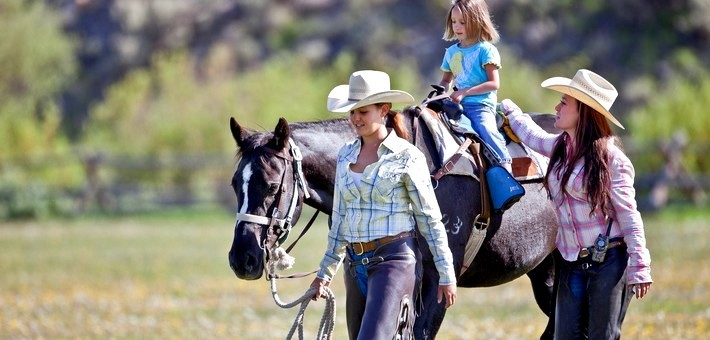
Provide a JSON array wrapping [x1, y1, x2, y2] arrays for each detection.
[[227, 117, 353, 280], [227, 117, 310, 280]]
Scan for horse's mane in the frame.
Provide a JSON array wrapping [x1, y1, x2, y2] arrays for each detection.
[[237, 118, 352, 157], [288, 118, 351, 132]]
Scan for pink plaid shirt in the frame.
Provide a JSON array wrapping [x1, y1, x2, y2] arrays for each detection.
[[508, 111, 652, 284]]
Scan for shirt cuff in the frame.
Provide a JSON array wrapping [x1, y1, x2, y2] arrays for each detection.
[[627, 266, 653, 284]]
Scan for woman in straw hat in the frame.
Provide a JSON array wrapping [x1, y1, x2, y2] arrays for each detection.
[[310, 70, 457, 339], [498, 69, 652, 339]]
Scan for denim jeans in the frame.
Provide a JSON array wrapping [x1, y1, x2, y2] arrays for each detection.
[[554, 247, 633, 340], [344, 237, 420, 340], [461, 102, 512, 164]]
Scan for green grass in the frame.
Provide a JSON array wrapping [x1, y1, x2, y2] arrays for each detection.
[[1, 206, 709, 339]]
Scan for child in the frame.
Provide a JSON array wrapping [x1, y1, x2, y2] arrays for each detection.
[[439, 0, 512, 173]]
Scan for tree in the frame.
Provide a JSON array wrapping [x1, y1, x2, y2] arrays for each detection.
[[0, 0, 80, 218]]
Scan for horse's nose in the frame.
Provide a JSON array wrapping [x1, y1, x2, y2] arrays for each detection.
[[228, 249, 262, 280]]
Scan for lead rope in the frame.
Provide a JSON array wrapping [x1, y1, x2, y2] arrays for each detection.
[[268, 251, 336, 340]]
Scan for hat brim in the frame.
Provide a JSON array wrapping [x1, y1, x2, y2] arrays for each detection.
[[541, 77, 625, 129], [327, 85, 415, 113]]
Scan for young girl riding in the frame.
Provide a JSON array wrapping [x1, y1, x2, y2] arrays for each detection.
[[439, 0, 512, 173]]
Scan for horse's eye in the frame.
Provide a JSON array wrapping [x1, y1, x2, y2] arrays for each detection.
[[267, 183, 279, 195]]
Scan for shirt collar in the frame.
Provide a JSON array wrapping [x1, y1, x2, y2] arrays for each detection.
[[378, 129, 407, 156], [344, 129, 407, 163]]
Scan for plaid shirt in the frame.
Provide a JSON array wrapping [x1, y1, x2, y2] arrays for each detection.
[[316, 131, 456, 285], [508, 112, 652, 284]]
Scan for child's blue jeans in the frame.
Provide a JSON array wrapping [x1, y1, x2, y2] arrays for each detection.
[[461, 102, 512, 164]]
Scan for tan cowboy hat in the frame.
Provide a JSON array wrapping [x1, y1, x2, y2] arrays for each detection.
[[327, 70, 415, 113], [541, 69, 625, 129]]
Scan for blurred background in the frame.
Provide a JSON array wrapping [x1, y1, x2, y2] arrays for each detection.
[[1, 0, 709, 338]]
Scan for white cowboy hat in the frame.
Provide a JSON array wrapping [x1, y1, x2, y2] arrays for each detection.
[[327, 70, 415, 113], [541, 69, 625, 129]]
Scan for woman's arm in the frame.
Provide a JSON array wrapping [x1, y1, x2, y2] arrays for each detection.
[[315, 158, 348, 282], [499, 99, 559, 157], [608, 149, 652, 286], [404, 152, 456, 286]]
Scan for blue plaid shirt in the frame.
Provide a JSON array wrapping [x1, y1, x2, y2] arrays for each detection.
[[317, 131, 456, 285]]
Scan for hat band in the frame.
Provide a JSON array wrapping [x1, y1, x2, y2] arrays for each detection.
[[573, 80, 613, 107]]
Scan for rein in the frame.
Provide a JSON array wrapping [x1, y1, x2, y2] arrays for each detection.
[[269, 259, 336, 340]]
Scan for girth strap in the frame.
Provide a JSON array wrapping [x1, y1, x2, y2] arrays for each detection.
[[460, 140, 491, 277]]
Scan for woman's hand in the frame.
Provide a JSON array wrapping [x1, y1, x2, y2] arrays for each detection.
[[310, 277, 330, 301], [497, 99, 522, 116], [629, 282, 652, 299], [437, 284, 457, 308]]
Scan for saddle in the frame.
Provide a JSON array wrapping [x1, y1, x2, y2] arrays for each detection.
[[419, 85, 547, 184], [416, 85, 548, 213]]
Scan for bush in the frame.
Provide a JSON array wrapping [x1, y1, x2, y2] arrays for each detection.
[[0, 0, 81, 219], [628, 75, 710, 175]]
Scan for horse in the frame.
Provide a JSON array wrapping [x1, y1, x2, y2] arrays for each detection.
[[227, 106, 561, 339]]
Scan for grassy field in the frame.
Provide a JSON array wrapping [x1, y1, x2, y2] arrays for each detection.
[[1, 206, 708, 339]]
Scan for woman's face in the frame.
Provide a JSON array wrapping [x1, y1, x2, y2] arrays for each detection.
[[349, 104, 387, 138], [554, 94, 580, 135]]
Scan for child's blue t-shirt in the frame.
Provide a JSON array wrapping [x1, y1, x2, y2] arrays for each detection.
[[440, 41, 501, 108]]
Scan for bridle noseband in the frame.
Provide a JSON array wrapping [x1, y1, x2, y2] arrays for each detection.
[[235, 138, 310, 258]]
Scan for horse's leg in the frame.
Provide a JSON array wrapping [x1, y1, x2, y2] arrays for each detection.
[[525, 252, 557, 340]]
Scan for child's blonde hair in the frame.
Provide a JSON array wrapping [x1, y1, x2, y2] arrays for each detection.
[[443, 0, 499, 43]]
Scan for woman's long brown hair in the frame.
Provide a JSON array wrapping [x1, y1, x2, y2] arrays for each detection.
[[543, 100, 618, 216]]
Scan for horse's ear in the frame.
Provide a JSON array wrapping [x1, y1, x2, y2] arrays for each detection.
[[230, 117, 249, 148], [272, 117, 290, 150]]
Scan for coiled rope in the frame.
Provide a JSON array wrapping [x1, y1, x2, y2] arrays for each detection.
[[269, 247, 336, 340]]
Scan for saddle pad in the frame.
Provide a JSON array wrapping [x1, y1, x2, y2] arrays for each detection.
[[419, 109, 547, 182], [418, 111, 478, 180]]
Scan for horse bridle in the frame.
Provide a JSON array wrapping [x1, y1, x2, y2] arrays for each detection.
[[235, 138, 311, 257]]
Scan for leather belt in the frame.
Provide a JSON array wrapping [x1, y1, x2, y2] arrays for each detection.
[[349, 231, 414, 255], [577, 237, 625, 259]]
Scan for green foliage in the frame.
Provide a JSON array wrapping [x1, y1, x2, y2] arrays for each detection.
[[81, 50, 376, 208], [628, 73, 710, 174], [498, 50, 559, 114], [0, 0, 81, 219]]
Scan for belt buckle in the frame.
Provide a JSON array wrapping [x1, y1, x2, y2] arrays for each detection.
[[579, 248, 590, 259], [353, 242, 365, 256]]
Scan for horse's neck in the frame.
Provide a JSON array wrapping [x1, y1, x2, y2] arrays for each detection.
[[290, 119, 354, 161], [290, 119, 355, 212]]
